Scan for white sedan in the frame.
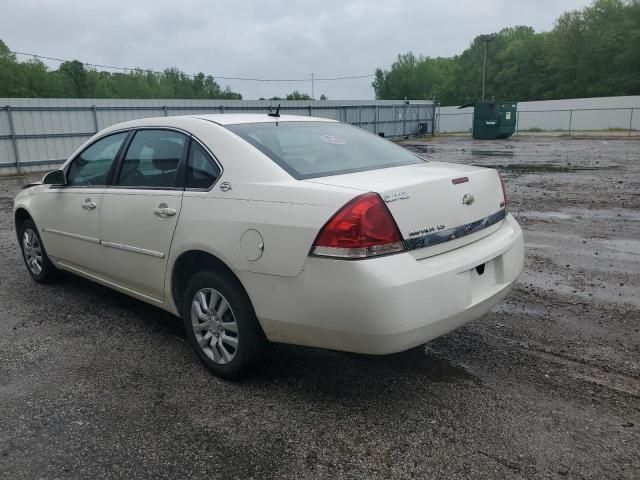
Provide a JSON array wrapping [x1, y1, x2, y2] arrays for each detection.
[[14, 114, 524, 378]]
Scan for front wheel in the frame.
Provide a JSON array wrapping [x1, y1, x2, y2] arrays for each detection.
[[19, 219, 59, 283], [182, 270, 265, 379]]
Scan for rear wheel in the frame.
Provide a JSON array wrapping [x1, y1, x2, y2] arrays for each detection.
[[19, 219, 58, 283], [182, 270, 264, 379]]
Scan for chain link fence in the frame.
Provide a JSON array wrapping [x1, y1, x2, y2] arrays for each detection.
[[436, 106, 639, 137]]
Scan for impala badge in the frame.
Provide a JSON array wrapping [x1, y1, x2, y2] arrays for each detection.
[[220, 182, 232, 192], [462, 194, 475, 205], [409, 224, 445, 237]]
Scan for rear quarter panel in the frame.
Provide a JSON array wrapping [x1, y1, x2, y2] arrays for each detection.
[[171, 184, 352, 278], [167, 120, 360, 280]]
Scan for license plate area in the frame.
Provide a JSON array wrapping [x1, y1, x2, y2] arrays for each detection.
[[470, 258, 498, 303]]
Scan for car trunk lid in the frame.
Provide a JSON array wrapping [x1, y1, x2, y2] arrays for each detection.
[[306, 162, 506, 259]]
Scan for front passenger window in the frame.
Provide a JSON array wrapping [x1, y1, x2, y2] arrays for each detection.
[[66, 132, 128, 186], [117, 130, 187, 188]]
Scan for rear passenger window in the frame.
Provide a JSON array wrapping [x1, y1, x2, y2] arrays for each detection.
[[186, 141, 221, 189], [117, 130, 187, 188]]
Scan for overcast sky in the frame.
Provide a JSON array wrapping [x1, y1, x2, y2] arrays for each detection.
[[1, 0, 593, 99]]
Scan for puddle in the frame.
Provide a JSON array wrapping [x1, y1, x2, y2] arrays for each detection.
[[598, 239, 640, 255], [520, 208, 640, 222], [521, 211, 574, 220], [470, 149, 516, 158], [478, 163, 612, 174], [402, 144, 437, 155], [402, 144, 618, 175], [519, 268, 640, 307], [361, 345, 478, 384]]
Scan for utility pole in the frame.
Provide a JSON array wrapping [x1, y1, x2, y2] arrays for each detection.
[[482, 41, 487, 101], [311, 73, 315, 100], [478, 34, 496, 101]]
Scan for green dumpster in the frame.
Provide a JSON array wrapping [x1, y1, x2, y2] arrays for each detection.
[[460, 101, 517, 139]]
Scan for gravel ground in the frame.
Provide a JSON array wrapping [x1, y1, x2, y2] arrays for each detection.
[[1, 135, 639, 479]]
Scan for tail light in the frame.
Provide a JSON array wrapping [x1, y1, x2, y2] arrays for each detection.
[[499, 172, 509, 209], [311, 192, 405, 259]]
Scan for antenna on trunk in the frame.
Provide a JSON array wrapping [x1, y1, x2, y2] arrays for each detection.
[[268, 104, 281, 118]]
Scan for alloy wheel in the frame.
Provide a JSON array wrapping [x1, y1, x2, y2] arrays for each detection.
[[23, 228, 43, 275], [190, 288, 239, 364]]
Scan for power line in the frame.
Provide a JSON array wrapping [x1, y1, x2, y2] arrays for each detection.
[[10, 50, 374, 82]]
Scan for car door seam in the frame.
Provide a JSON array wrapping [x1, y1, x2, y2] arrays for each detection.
[[162, 192, 185, 297]]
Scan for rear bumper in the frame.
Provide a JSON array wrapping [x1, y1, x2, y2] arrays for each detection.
[[239, 214, 524, 354]]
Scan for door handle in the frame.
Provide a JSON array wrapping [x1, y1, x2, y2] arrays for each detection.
[[82, 199, 97, 210], [154, 203, 177, 218]]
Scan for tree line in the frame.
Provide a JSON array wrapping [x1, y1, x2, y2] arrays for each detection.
[[373, 0, 640, 104], [0, 41, 242, 100], [0, 41, 328, 101], [261, 91, 327, 101]]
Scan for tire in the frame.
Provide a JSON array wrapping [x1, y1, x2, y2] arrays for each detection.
[[18, 219, 59, 284], [182, 270, 265, 379]]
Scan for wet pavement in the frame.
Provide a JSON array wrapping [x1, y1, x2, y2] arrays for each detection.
[[1, 135, 639, 479]]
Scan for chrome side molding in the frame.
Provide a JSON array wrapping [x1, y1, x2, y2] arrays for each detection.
[[404, 209, 507, 251]]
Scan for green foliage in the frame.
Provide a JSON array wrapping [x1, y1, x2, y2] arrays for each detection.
[[286, 90, 312, 100], [268, 90, 320, 100], [0, 44, 242, 99], [373, 0, 640, 103]]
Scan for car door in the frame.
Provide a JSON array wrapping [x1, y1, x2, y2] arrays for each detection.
[[97, 129, 188, 300], [37, 131, 130, 273]]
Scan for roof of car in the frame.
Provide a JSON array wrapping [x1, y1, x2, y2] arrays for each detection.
[[190, 114, 338, 125], [98, 114, 338, 135]]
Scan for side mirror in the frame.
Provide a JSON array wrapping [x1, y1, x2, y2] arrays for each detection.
[[43, 169, 67, 186]]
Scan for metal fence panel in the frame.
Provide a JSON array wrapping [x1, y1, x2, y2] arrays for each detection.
[[0, 108, 11, 136], [0, 98, 435, 174], [436, 112, 471, 134], [0, 139, 14, 165], [517, 110, 572, 132], [17, 136, 84, 166]]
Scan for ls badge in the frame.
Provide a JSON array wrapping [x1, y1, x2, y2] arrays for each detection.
[[383, 191, 410, 203]]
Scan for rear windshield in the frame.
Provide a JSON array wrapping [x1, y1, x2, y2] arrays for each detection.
[[225, 121, 425, 179]]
